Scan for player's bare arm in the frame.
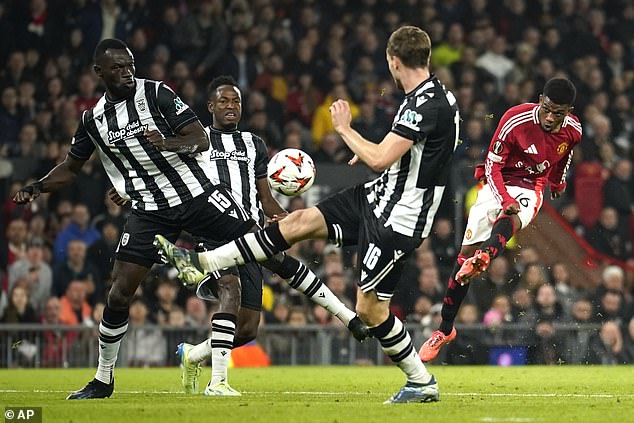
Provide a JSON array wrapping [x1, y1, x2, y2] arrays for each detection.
[[145, 120, 209, 154], [12, 154, 87, 204], [256, 178, 288, 222], [330, 99, 412, 172]]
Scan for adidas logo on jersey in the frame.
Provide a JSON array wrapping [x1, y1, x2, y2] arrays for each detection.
[[523, 144, 538, 154]]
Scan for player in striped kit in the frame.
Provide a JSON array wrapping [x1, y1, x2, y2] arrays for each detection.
[[12, 39, 258, 399], [156, 26, 459, 403], [419, 78, 582, 362], [174, 76, 368, 395]]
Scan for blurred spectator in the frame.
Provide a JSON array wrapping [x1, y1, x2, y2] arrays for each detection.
[[53, 203, 101, 263], [126, 297, 166, 366], [585, 207, 631, 261], [285, 73, 323, 127], [311, 84, 359, 147], [470, 256, 516, 314], [59, 280, 92, 326], [1, 219, 28, 286], [184, 296, 208, 327], [429, 218, 457, 281], [53, 239, 102, 305], [551, 262, 585, 314], [150, 277, 178, 325], [8, 237, 52, 314], [1, 285, 38, 323], [475, 35, 514, 92], [563, 298, 594, 364], [40, 296, 68, 367], [603, 159, 633, 220], [587, 321, 627, 364], [218, 33, 257, 90], [311, 133, 350, 164]]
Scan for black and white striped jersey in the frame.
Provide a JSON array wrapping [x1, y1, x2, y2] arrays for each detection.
[[365, 74, 459, 239], [204, 126, 268, 227], [69, 78, 214, 211]]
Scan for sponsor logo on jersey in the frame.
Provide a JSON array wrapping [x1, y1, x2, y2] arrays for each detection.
[[174, 96, 188, 115], [209, 150, 251, 163], [523, 144, 538, 154], [107, 120, 149, 143], [396, 109, 423, 131], [557, 142, 568, 155]]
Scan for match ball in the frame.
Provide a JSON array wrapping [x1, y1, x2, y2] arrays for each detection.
[[267, 148, 316, 196]]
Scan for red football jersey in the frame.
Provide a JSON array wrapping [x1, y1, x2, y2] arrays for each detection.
[[474, 103, 582, 208]]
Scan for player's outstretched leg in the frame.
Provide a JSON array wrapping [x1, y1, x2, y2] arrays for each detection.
[[176, 343, 201, 394], [264, 254, 369, 342]]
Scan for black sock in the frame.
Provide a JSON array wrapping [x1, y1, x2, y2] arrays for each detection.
[[480, 216, 515, 259], [263, 222, 291, 252], [439, 256, 469, 335]]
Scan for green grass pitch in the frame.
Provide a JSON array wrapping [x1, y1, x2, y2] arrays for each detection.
[[1, 366, 632, 423]]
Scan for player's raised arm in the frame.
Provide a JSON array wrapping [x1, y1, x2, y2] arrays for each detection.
[[13, 154, 87, 204]]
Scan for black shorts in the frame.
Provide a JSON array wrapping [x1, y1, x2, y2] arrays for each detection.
[[194, 240, 263, 312], [116, 185, 256, 268], [316, 184, 422, 301]]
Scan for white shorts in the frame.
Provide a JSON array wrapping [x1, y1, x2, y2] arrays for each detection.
[[462, 184, 543, 245]]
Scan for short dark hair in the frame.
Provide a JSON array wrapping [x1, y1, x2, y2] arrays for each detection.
[[543, 78, 576, 106], [94, 38, 128, 62], [207, 75, 238, 100], [386, 26, 431, 69]]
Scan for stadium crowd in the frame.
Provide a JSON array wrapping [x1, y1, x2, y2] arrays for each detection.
[[0, 0, 633, 366]]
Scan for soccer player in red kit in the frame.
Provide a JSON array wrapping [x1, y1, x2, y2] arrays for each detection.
[[419, 78, 582, 361]]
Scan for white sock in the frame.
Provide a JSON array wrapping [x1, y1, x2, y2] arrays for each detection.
[[286, 263, 355, 326], [370, 314, 431, 384], [210, 314, 236, 385], [187, 339, 213, 364], [95, 320, 128, 384], [199, 232, 275, 273]]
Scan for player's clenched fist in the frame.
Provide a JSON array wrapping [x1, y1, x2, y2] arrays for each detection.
[[12, 181, 43, 204], [329, 99, 352, 133], [108, 187, 129, 206], [144, 129, 167, 150]]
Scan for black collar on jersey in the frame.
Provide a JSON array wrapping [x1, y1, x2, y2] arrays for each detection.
[[209, 125, 239, 134], [405, 73, 437, 97]]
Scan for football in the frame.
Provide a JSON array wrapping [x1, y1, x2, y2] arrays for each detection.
[[267, 148, 316, 196]]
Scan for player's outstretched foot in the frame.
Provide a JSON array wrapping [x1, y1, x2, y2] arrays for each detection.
[[384, 376, 439, 404], [419, 327, 457, 362], [456, 249, 490, 284], [66, 378, 114, 400], [347, 316, 369, 342], [177, 343, 201, 394], [154, 235, 206, 286], [203, 380, 242, 396]]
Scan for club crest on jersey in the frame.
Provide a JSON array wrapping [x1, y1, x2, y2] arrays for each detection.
[[107, 120, 149, 143], [557, 142, 568, 155], [493, 140, 503, 154], [174, 96, 188, 115], [396, 109, 423, 130], [136, 98, 146, 112]]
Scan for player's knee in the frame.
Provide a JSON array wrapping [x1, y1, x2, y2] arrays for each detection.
[[107, 284, 131, 310], [279, 208, 323, 241]]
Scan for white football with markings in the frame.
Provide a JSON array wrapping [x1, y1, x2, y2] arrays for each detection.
[[267, 148, 316, 196]]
